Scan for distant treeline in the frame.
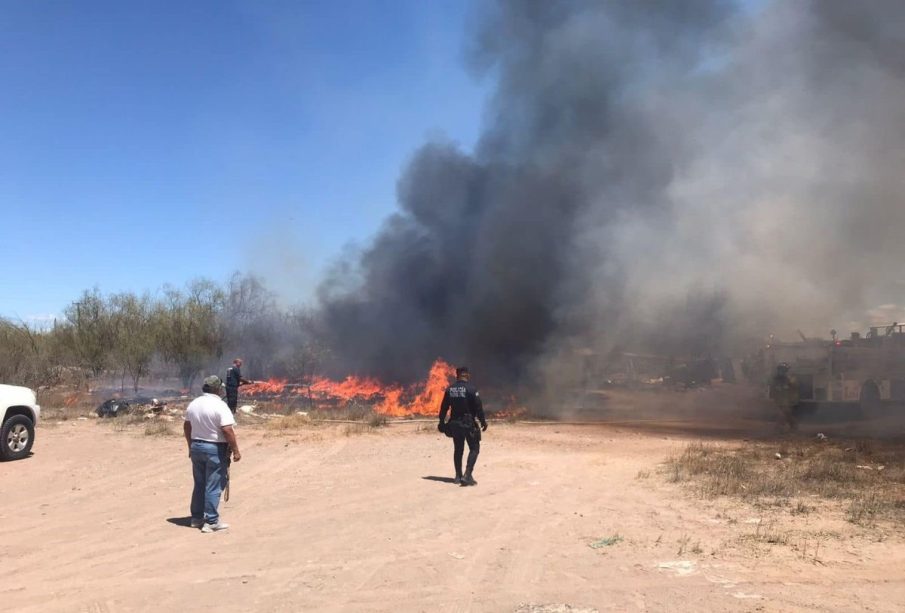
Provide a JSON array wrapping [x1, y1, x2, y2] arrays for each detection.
[[0, 273, 327, 391]]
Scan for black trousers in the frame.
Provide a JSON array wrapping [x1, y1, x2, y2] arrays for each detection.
[[226, 387, 238, 413], [453, 430, 480, 477]]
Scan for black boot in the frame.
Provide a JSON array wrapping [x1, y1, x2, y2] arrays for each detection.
[[453, 472, 462, 484], [460, 472, 477, 486]]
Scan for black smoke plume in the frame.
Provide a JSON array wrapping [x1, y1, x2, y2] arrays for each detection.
[[317, 0, 905, 384]]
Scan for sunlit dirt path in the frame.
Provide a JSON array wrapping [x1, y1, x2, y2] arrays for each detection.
[[2, 417, 904, 612]]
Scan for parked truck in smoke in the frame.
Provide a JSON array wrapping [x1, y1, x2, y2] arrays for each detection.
[[755, 324, 905, 417]]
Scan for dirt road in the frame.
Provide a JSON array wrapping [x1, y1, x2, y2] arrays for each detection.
[[2, 415, 904, 612]]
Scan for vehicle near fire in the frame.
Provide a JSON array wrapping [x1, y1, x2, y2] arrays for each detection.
[[1, 384, 41, 461], [758, 324, 905, 417]]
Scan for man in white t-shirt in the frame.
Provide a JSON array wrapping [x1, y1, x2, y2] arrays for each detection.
[[184, 375, 242, 532]]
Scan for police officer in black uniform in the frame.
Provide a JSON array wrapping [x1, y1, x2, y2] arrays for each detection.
[[438, 366, 487, 486], [225, 358, 253, 414]]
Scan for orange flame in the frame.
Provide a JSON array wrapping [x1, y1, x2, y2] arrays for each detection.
[[244, 378, 289, 395], [309, 374, 384, 400], [490, 406, 528, 419], [243, 359, 455, 417], [491, 395, 528, 419], [376, 359, 452, 416]]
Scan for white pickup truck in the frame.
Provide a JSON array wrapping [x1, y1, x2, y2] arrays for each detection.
[[0, 384, 41, 461]]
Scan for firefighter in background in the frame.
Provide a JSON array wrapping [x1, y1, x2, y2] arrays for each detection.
[[438, 366, 487, 487], [225, 358, 253, 414], [769, 362, 799, 429]]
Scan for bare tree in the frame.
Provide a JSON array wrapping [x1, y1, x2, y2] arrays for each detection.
[[0, 318, 67, 389], [109, 292, 157, 393], [220, 272, 280, 378], [60, 289, 115, 381], [157, 280, 225, 389]]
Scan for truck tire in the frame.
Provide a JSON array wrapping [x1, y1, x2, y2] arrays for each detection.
[[859, 380, 882, 420], [1, 414, 35, 461]]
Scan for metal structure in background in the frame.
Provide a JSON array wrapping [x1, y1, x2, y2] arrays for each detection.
[[755, 323, 905, 416], [568, 349, 727, 391]]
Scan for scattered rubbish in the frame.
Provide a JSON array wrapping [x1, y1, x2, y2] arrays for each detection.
[[856, 465, 874, 470], [845, 447, 854, 452], [515, 605, 598, 613], [96, 399, 132, 418], [657, 560, 697, 576], [732, 592, 762, 600], [238, 405, 255, 414], [816, 433, 827, 440], [448, 552, 465, 560], [878, 466, 886, 471], [774, 452, 782, 460], [589, 535, 623, 549], [96, 397, 169, 418]]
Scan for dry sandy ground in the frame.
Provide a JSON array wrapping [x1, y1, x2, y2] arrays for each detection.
[[3, 405, 905, 612]]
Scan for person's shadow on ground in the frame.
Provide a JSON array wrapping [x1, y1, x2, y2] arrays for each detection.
[[166, 517, 195, 528], [421, 476, 458, 484]]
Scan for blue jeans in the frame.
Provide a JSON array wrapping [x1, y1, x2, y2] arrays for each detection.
[[190, 441, 230, 525]]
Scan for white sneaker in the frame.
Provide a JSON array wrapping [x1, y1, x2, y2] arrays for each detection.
[[190, 519, 203, 529], [201, 522, 229, 533]]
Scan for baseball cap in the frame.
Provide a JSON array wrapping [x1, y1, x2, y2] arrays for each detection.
[[203, 375, 223, 391]]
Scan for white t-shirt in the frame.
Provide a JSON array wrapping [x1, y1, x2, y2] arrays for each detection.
[[184, 393, 236, 443]]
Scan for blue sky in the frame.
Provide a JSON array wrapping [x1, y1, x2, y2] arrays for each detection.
[[0, 0, 486, 322]]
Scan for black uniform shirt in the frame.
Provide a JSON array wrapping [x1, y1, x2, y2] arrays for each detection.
[[226, 365, 244, 389], [439, 378, 486, 426]]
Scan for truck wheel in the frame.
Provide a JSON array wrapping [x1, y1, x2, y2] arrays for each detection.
[[859, 381, 882, 420], [1, 415, 35, 461]]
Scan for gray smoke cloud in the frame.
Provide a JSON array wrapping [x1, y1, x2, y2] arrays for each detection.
[[316, 0, 905, 384]]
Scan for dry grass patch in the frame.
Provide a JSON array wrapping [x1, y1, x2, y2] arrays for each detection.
[[96, 412, 176, 436], [264, 413, 313, 433], [39, 407, 68, 422], [311, 402, 377, 421], [311, 407, 389, 429], [37, 389, 96, 414], [664, 440, 905, 525], [366, 413, 388, 428], [144, 420, 174, 437], [264, 408, 388, 435], [39, 406, 94, 423], [676, 534, 703, 555], [343, 423, 373, 436], [107, 413, 147, 432]]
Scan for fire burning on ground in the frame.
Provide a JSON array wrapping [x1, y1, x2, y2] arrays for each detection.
[[244, 359, 456, 417]]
